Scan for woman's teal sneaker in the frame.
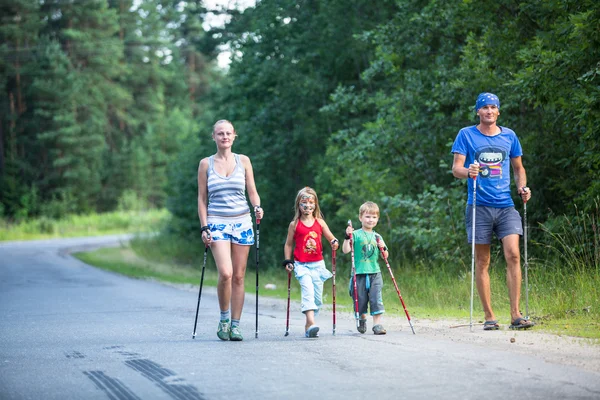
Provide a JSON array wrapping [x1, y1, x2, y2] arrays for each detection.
[[217, 320, 230, 341], [229, 325, 243, 341]]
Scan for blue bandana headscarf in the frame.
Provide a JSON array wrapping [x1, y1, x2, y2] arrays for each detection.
[[475, 92, 500, 111]]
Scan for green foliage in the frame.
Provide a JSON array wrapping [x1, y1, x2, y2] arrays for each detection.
[[183, 0, 400, 261], [2, 0, 599, 276], [508, 1, 600, 212], [117, 190, 149, 212], [316, 0, 600, 265], [164, 124, 213, 239], [158, 0, 600, 269], [39, 190, 78, 220], [380, 183, 467, 268], [1, 0, 219, 219]]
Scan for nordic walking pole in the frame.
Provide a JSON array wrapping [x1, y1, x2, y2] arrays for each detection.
[[285, 270, 291, 336], [332, 247, 337, 336], [255, 214, 261, 339], [192, 246, 208, 339], [469, 162, 478, 333], [348, 220, 360, 328], [523, 187, 529, 319], [376, 237, 415, 334]]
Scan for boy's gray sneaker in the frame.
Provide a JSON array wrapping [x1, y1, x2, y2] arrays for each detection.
[[372, 324, 387, 335], [217, 320, 230, 341], [358, 319, 367, 334], [229, 326, 243, 341]]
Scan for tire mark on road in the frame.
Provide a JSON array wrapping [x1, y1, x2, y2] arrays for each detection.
[[65, 351, 85, 359], [125, 358, 205, 400], [83, 370, 142, 400]]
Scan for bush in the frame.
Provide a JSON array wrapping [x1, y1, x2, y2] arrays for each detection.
[[538, 199, 600, 273], [381, 183, 467, 269], [117, 190, 149, 212], [40, 191, 78, 219]]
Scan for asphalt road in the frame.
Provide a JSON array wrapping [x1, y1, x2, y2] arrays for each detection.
[[0, 236, 599, 400]]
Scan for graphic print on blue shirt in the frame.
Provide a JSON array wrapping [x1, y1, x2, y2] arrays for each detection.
[[475, 147, 508, 181]]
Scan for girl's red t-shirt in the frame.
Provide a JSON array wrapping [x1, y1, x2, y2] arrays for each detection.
[[293, 219, 323, 262]]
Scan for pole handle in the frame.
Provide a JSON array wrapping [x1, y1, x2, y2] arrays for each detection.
[[520, 186, 530, 204], [470, 160, 479, 180], [375, 236, 386, 259]]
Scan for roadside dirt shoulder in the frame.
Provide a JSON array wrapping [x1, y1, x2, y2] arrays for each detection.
[[257, 291, 600, 375], [409, 317, 600, 374]]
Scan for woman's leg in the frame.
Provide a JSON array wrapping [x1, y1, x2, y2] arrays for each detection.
[[230, 243, 251, 320], [211, 241, 233, 312]]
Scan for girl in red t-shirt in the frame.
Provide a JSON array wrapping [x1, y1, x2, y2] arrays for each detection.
[[283, 187, 339, 338]]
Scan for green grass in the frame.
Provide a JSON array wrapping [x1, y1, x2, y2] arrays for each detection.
[[0, 209, 169, 241], [74, 246, 219, 286]]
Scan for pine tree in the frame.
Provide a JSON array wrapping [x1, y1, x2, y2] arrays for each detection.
[[34, 0, 129, 213], [0, 0, 44, 217]]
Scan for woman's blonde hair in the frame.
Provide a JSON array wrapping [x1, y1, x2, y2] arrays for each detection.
[[293, 186, 323, 221], [212, 119, 235, 133]]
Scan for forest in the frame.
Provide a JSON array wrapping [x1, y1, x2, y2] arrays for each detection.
[[1, 0, 599, 272]]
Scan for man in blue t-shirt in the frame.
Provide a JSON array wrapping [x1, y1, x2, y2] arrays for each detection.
[[451, 92, 534, 331]]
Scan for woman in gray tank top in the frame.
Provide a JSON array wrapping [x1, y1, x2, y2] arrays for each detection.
[[197, 120, 264, 341]]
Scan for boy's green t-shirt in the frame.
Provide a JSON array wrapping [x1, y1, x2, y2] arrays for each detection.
[[351, 229, 386, 274]]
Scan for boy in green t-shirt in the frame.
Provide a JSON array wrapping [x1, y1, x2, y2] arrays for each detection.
[[342, 201, 389, 335]]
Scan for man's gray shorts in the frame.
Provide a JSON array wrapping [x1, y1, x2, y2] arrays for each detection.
[[349, 272, 385, 315], [466, 205, 523, 244]]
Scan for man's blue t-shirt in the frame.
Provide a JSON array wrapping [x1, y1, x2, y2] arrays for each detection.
[[451, 125, 523, 208]]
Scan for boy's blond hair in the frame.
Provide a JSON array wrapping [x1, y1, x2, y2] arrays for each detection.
[[359, 201, 380, 217]]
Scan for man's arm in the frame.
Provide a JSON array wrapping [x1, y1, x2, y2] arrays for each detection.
[[453, 153, 479, 179], [511, 156, 531, 202]]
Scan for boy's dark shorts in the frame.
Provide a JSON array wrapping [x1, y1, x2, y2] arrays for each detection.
[[349, 272, 385, 315], [466, 205, 523, 244]]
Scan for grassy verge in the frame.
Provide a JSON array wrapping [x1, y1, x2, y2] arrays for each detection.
[[74, 246, 217, 286], [0, 209, 169, 241], [74, 236, 600, 340]]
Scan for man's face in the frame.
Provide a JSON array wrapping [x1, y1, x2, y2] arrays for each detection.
[[477, 105, 500, 124], [299, 195, 315, 215]]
